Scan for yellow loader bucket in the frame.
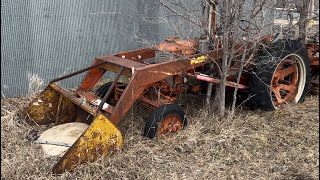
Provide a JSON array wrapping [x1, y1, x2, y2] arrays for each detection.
[[52, 113, 123, 174], [26, 85, 76, 125], [25, 84, 123, 174]]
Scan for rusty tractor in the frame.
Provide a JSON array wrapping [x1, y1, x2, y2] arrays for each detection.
[[24, 4, 319, 174]]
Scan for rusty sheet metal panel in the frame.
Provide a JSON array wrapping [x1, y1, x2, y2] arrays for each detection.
[[1, 0, 202, 97], [1, 0, 32, 97]]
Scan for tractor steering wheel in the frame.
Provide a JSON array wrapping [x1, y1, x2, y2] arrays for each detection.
[[239, 19, 258, 32], [239, 19, 259, 35]]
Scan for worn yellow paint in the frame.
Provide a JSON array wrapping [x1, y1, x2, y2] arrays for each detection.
[[26, 86, 59, 124], [190, 55, 207, 64], [52, 113, 123, 174], [25, 86, 76, 125], [26, 85, 123, 174]]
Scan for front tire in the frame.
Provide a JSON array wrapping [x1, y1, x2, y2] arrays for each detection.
[[143, 103, 187, 139], [95, 82, 126, 106]]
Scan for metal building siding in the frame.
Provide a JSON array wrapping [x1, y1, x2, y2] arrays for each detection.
[[1, 0, 201, 97], [1, 0, 32, 97]]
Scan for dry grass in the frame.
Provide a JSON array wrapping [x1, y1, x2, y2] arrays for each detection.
[[1, 94, 319, 180]]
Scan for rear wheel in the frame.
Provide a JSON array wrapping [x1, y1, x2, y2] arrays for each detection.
[[250, 39, 311, 110], [143, 103, 187, 139]]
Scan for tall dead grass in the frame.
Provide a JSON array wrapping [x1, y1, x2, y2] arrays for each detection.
[[1, 95, 319, 179]]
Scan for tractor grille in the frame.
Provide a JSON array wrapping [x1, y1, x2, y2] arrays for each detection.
[[155, 51, 175, 63]]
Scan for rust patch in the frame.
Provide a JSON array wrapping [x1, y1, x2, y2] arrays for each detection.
[[158, 114, 183, 135]]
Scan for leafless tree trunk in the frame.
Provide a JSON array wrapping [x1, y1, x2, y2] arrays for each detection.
[[296, 0, 312, 43], [219, 0, 230, 119], [230, 46, 247, 117], [307, 0, 315, 31]]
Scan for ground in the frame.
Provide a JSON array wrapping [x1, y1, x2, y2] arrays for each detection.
[[1, 94, 319, 179]]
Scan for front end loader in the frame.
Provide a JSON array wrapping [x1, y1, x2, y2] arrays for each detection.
[[26, 38, 219, 174], [24, 2, 319, 174]]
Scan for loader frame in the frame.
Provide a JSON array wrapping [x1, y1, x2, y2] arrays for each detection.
[[47, 48, 227, 126]]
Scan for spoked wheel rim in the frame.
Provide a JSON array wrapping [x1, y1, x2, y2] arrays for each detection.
[[271, 54, 306, 108], [157, 115, 183, 135]]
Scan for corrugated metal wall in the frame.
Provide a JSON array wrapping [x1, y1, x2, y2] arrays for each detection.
[[1, 0, 202, 97]]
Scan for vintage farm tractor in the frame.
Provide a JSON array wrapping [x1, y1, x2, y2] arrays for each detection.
[[24, 3, 319, 174]]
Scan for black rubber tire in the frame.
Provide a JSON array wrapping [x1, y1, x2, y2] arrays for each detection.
[[94, 82, 116, 106], [249, 39, 311, 110], [95, 82, 113, 98], [95, 82, 126, 105], [143, 103, 188, 139]]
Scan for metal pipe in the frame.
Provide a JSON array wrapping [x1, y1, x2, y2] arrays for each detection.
[[49, 83, 98, 115], [192, 73, 250, 90], [199, 38, 212, 106], [33, 140, 72, 147], [50, 60, 107, 83], [199, 38, 209, 53], [98, 67, 124, 111]]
